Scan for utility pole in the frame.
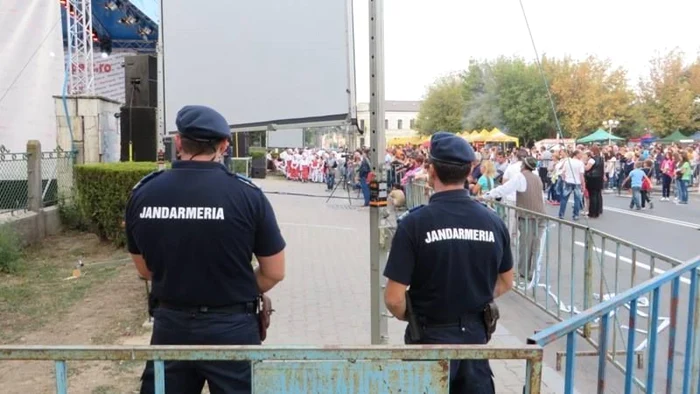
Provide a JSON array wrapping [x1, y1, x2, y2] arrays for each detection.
[[156, 0, 166, 169], [368, 0, 389, 345]]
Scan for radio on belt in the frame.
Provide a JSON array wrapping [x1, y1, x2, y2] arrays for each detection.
[[369, 178, 387, 207]]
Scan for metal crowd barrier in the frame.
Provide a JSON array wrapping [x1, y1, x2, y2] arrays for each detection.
[[0, 345, 544, 393], [529, 255, 700, 394], [404, 178, 696, 392]]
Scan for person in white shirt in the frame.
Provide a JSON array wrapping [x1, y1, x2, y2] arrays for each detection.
[[558, 150, 585, 220], [482, 157, 545, 281], [500, 150, 527, 235]]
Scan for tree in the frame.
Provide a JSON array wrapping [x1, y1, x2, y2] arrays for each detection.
[[638, 50, 696, 135], [544, 56, 634, 138], [460, 60, 504, 130], [489, 57, 553, 144], [415, 75, 465, 135]]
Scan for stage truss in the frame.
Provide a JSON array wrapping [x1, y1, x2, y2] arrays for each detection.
[[62, 0, 95, 95]]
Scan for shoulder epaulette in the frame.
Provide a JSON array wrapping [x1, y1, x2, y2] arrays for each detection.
[[132, 169, 164, 192], [397, 204, 426, 224], [233, 173, 260, 190]]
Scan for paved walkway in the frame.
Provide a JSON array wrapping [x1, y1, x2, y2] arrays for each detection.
[[255, 178, 574, 393]]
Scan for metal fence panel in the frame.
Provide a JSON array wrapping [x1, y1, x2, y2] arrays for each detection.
[[230, 157, 252, 177], [0, 148, 76, 213], [40, 149, 76, 206], [252, 360, 448, 393], [0, 345, 544, 394], [0, 149, 29, 213]]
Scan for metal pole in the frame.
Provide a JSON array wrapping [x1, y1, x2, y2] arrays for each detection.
[[689, 269, 700, 393], [369, 0, 388, 345], [156, 0, 166, 170]]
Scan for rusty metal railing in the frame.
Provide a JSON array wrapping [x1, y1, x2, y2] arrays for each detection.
[[0, 345, 544, 393]]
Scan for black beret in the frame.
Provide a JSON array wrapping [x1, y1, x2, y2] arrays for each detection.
[[429, 131, 476, 164], [175, 105, 230, 141]]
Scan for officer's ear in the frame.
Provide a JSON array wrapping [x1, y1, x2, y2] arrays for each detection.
[[218, 139, 230, 156], [174, 134, 183, 153]]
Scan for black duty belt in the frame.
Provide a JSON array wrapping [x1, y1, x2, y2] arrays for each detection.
[[158, 301, 257, 314], [421, 312, 484, 328]]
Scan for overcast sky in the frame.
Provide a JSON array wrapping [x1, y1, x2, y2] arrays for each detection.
[[353, 0, 700, 103]]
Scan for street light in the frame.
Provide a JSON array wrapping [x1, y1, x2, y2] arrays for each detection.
[[602, 119, 620, 146]]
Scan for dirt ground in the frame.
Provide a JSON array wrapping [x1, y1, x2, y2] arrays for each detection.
[[0, 231, 152, 394]]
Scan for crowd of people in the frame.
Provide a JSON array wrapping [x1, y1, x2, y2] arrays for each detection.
[[387, 140, 699, 217], [265, 141, 699, 215], [269, 148, 373, 206]]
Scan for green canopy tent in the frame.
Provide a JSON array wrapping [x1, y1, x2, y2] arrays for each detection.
[[658, 130, 691, 143], [576, 128, 625, 144]]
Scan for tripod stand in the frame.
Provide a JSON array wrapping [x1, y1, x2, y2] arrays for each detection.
[[326, 173, 354, 205]]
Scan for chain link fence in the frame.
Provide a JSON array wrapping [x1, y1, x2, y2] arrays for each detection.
[[41, 149, 76, 206], [0, 147, 30, 214], [0, 146, 76, 215]]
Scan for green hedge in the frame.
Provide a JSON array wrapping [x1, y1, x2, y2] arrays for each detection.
[[73, 162, 164, 246]]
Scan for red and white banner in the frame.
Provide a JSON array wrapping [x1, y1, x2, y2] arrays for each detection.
[[93, 51, 132, 104], [68, 51, 133, 104]]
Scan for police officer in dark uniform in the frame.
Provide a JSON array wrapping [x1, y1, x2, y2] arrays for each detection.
[[125, 105, 286, 394], [383, 131, 514, 394]]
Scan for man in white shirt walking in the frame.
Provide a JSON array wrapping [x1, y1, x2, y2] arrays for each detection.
[[558, 150, 585, 220]]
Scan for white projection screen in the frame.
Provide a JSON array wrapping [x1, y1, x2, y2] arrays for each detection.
[[267, 128, 304, 149], [161, 0, 356, 132]]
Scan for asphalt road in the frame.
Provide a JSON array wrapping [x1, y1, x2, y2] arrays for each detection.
[[512, 190, 700, 393]]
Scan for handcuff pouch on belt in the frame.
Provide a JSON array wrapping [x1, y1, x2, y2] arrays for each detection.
[[258, 294, 274, 342]]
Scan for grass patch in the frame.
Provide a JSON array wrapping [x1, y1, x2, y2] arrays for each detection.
[[0, 225, 22, 273], [0, 231, 126, 342]]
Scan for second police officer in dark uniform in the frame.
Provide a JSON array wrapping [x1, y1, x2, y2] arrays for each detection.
[[383, 132, 514, 394], [125, 105, 286, 394]]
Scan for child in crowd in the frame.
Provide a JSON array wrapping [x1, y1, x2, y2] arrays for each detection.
[[388, 184, 406, 209], [622, 161, 651, 211]]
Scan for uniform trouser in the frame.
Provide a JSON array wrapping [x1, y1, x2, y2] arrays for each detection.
[[518, 217, 543, 281], [405, 318, 495, 394], [140, 308, 261, 394]]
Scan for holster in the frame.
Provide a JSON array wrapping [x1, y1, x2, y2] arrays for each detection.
[[148, 293, 157, 318], [257, 294, 274, 342], [405, 291, 423, 342], [483, 302, 500, 343]]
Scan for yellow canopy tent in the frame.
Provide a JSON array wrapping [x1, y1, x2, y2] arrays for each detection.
[[486, 128, 520, 147], [470, 129, 492, 142], [387, 136, 422, 146], [459, 131, 474, 141]]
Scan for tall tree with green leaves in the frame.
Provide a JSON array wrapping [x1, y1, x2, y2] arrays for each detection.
[[460, 60, 503, 130], [415, 75, 465, 135], [490, 57, 553, 145]]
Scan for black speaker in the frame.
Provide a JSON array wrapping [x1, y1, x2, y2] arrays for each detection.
[[251, 167, 266, 179], [232, 132, 250, 157], [124, 55, 157, 107], [120, 106, 157, 162]]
